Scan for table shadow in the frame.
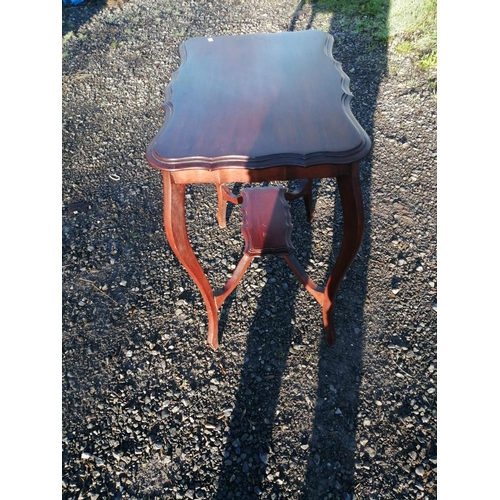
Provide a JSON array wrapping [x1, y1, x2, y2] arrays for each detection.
[[62, 0, 107, 37], [213, 4, 388, 498]]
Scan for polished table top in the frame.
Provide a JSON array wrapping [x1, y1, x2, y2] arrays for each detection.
[[146, 30, 371, 172]]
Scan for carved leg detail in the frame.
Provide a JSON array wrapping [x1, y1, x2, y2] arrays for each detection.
[[216, 183, 228, 228], [216, 183, 243, 228], [303, 178, 314, 223], [284, 179, 315, 222], [323, 163, 364, 345], [163, 172, 220, 349], [214, 254, 253, 309], [282, 253, 325, 305]]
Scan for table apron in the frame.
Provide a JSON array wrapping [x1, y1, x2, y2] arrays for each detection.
[[164, 163, 353, 185]]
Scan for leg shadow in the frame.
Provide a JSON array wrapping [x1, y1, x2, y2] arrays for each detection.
[[213, 180, 316, 499], [300, 5, 389, 499]]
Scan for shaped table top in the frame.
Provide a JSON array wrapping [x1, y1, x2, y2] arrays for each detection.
[[146, 30, 371, 171]]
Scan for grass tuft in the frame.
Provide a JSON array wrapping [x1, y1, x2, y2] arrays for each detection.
[[305, 0, 436, 69]]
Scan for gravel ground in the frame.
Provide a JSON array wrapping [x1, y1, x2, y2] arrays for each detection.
[[62, 1, 437, 498]]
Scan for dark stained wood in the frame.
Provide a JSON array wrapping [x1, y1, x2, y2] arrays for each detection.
[[148, 31, 371, 349], [322, 162, 365, 345], [146, 30, 371, 172], [284, 179, 314, 223], [240, 187, 294, 257], [282, 253, 325, 304], [161, 171, 220, 349], [216, 183, 243, 228], [214, 254, 253, 309]]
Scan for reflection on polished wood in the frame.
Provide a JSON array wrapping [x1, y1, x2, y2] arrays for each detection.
[[147, 31, 371, 349]]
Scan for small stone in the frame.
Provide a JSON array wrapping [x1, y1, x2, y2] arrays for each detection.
[[416, 266, 423, 272], [363, 418, 371, 426], [81, 452, 91, 460], [415, 465, 425, 476], [300, 444, 309, 451], [185, 490, 194, 499], [366, 447, 376, 458], [409, 451, 417, 460], [391, 288, 400, 295], [119, 280, 127, 286]]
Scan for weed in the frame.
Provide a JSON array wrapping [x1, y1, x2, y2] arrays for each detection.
[[419, 49, 437, 70], [394, 40, 413, 53], [110, 40, 119, 50], [63, 31, 75, 46]]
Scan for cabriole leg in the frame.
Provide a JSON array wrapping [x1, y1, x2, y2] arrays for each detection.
[[163, 172, 220, 349], [322, 163, 364, 345]]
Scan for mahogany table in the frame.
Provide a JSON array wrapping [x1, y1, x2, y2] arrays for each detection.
[[146, 30, 371, 349]]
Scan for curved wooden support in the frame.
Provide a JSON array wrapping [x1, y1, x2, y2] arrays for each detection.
[[214, 254, 253, 308], [216, 183, 227, 229], [216, 183, 243, 228], [322, 162, 364, 345], [284, 179, 314, 222], [162, 171, 220, 349], [282, 253, 325, 304]]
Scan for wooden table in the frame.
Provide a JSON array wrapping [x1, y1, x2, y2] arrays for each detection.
[[146, 30, 371, 349]]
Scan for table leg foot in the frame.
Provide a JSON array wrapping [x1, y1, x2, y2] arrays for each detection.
[[324, 322, 336, 346], [163, 172, 220, 348], [323, 162, 364, 345], [207, 324, 219, 350]]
